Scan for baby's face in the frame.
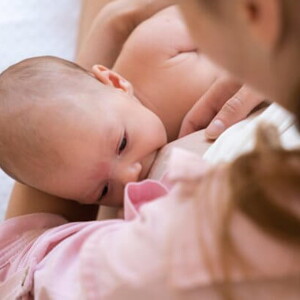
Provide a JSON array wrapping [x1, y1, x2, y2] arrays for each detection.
[[27, 84, 167, 207]]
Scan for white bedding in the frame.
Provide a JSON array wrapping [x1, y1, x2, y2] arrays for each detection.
[[204, 103, 300, 164], [0, 0, 81, 220]]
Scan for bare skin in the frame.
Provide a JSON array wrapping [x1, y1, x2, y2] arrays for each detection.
[[77, 0, 115, 51], [98, 129, 211, 220], [5, 0, 178, 221], [113, 6, 222, 141]]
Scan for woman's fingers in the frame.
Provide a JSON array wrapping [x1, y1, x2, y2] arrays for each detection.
[[179, 77, 242, 137], [205, 86, 267, 139], [179, 76, 267, 140]]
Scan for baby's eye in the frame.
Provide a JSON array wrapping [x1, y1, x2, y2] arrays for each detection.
[[98, 184, 109, 202], [118, 133, 127, 154]]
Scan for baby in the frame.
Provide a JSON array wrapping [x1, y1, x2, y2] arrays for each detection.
[[0, 7, 221, 207]]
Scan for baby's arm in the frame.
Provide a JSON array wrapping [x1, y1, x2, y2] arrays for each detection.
[[77, 0, 176, 69], [77, 0, 114, 52], [5, 183, 98, 221]]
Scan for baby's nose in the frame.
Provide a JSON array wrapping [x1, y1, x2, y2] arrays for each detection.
[[119, 162, 142, 184]]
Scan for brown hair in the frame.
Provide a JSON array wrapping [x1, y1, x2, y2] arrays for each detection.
[[186, 0, 300, 296], [197, 0, 300, 110], [217, 123, 300, 298], [228, 123, 300, 245]]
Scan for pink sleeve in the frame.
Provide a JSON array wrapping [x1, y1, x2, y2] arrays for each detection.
[[0, 213, 67, 298], [31, 179, 218, 299], [0, 180, 170, 299], [32, 180, 172, 299], [0, 212, 126, 299]]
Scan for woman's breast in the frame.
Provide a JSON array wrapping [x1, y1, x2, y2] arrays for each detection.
[[113, 6, 222, 140]]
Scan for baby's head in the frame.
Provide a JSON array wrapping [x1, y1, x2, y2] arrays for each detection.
[[0, 56, 167, 206]]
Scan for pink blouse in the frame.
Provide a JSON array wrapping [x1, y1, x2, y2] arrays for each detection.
[[1, 150, 299, 299]]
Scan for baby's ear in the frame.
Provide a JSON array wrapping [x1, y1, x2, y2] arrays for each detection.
[[254, 122, 282, 152], [91, 65, 134, 95]]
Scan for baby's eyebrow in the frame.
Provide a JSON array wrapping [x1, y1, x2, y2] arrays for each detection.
[[101, 115, 121, 152]]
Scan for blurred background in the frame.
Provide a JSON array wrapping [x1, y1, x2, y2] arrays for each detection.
[[0, 0, 82, 219]]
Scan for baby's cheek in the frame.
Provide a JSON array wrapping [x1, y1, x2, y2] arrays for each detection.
[[143, 110, 167, 148]]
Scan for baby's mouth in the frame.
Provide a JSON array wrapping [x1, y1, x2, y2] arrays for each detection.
[[139, 151, 158, 181]]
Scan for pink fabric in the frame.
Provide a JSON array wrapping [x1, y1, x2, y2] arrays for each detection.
[[1, 149, 300, 299], [0, 179, 168, 299], [124, 179, 168, 220]]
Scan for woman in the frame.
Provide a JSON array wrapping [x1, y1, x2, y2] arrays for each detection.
[[0, 0, 299, 299], [177, 0, 300, 295]]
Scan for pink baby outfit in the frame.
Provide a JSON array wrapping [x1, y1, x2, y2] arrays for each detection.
[[1, 150, 300, 299]]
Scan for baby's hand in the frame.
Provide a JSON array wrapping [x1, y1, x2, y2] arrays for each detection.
[[96, 206, 124, 221]]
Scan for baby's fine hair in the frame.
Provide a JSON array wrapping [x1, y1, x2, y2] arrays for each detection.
[[0, 56, 91, 181]]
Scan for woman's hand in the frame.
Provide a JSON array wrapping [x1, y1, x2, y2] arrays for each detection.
[[179, 76, 269, 140]]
